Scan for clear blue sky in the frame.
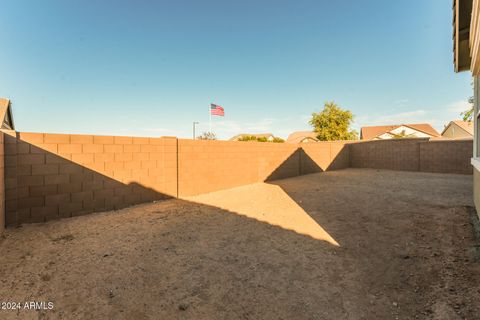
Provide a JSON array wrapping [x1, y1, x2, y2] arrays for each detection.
[[0, 0, 472, 139]]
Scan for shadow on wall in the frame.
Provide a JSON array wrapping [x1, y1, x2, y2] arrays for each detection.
[[6, 134, 350, 226], [7, 138, 173, 225], [348, 138, 473, 174], [265, 143, 349, 181]]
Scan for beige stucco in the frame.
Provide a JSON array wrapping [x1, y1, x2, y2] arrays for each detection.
[[475, 169, 480, 219], [442, 123, 474, 139]]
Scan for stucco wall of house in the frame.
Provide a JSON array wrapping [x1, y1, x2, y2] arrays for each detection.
[[474, 169, 480, 219], [442, 124, 473, 139], [0, 132, 4, 234]]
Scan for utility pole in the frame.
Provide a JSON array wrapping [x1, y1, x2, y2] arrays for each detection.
[[193, 121, 199, 140]]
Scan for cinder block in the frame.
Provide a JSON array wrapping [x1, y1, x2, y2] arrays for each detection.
[[70, 134, 94, 144], [44, 133, 70, 144], [82, 179, 104, 191], [5, 199, 17, 212], [94, 188, 114, 199], [58, 144, 82, 154], [83, 162, 105, 173], [32, 164, 59, 175], [45, 174, 70, 185], [16, 164, 32, 178], [70, 172, 94, 184], [59, 201, 83, 217], [45, 153, 70, 164], [140, 145, 154, 153], [103, 178, 121, 189], [149, 152, 164, 160], [113, 186, 132, 197], [58, 182, 82, 193], [4, 143, 17, 154], [123, 144, 141, 153], [94, 153, 115, 163], [45, 194, 71, 206], [29, 185, 58, 197], [83, 144, 104, 153], [16, 209, 31, 224], [71, 191, 94, 202], [132, 137, 149, 145], [114, 136, 133, 145], [19, 132, 44, 144], [32, 206, 59, 221], [104, 144, 123, 153], [114, 153, 133, 162], [59, 163, 84, 174], [93, 135, 115, 144], [18, 154, 45, 165], [71, 153, 94, 164], [16, 186, 29, 199], [18, 175, 44, 187], [141, 160, 157, 169], [93, 198, 107, 212], [4, 155, 17, 167], [5, 177, 17, 189], [105, 162, 124, 171], [124, 161, 141, 170], [30, 144, 58, 154], [18, 197, 44, 209]]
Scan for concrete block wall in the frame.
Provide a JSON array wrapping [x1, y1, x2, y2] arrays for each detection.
[[4, 132, 177, 225], [0, 132, 474, 228], [349, 138, 473, 174], [418, 140, 473, 174], [300, 141, 350, 173], [177, 139, 300, 196]]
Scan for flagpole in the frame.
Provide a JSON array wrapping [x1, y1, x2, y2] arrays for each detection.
[[209, 103, 212, 133]]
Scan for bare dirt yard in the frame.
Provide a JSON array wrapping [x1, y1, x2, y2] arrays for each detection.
[[1, 169, 479, 319]]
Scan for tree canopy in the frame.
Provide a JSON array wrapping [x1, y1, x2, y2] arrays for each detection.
[[197, 131, 217, 140], [309, 101, 358, 141], [237, 135, 284, 143], [461, 80, 474, 122]]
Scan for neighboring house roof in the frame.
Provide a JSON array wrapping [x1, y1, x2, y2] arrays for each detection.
[[229, 133, 274, 141], [360, 123, 440, 140], [286, 131, 319, 143], [0, 98, 14, 130], [442, 120, 474, 136]]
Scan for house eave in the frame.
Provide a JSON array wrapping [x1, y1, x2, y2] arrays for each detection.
[[453, 0, 474, 73]]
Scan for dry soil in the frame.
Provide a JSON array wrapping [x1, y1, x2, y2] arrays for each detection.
[[0, 169, 479, 319]]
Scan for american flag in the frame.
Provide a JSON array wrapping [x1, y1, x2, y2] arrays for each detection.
[[210, 103, 225, 116]]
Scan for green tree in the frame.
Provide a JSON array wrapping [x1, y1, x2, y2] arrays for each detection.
[[271, 137, 285, 143], [461, 80, 474, 122], [237, 135, 285, 143], [309, 101, 358, 141], [197, 131, 217, 140], [391, 130, 415, 139]]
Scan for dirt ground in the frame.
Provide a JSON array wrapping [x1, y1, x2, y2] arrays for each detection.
[[1, 169, 479, 319]]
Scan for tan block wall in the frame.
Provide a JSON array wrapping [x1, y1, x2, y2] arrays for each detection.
[[419, 140, 473, 174], [349, 139, 424, 171], [2, 131, 474, 227], [5, 132, 177, 225], [349, 138, 473, 174], [300, 141, 350, 173], [177, 139, 300, 196]]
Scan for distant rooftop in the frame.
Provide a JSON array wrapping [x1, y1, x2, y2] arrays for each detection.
[[360, 123, 440, 140]]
